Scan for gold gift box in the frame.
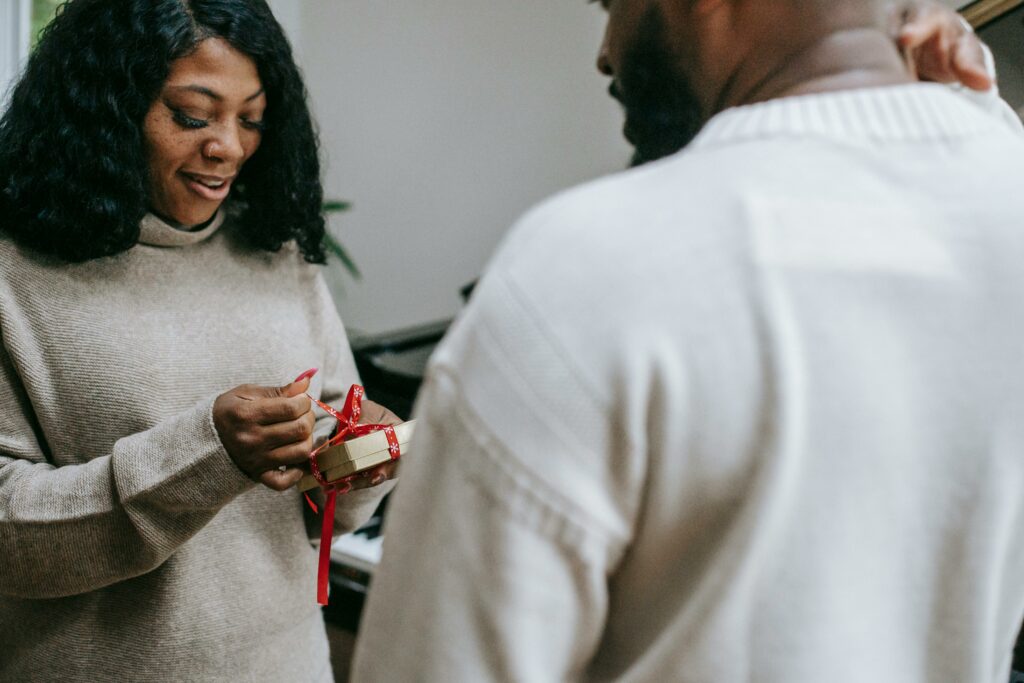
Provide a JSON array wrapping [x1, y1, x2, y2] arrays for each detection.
[[297, 420, 415, 493]]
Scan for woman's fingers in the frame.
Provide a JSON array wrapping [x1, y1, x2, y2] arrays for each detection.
[[359, 399, 402, 426], [254, 393, 312, 425], [266, 435, 316, 467], [258, 411, 316, 450], [344, 461, 400, 492], [260, 468, 305, 492]]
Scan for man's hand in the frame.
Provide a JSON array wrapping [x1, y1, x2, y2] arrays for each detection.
[[895, 1, 992, 91], [213, 375, 315, 491]]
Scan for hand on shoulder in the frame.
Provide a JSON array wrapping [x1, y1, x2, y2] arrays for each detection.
[[895, 1, 992, 91]]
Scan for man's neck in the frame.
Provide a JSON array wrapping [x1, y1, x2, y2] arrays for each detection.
[[711, 28, 914, 115]]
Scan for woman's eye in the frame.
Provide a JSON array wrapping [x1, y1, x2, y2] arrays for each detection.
[[241, 118, 267, 132], [171, 109, 208, 130]]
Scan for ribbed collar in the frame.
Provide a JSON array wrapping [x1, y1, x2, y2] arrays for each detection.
[[138, 209, 226, 247], [690, 83, 1002, 152]]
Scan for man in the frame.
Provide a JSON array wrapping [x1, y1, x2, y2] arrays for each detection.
[[353, 1, 1024, 680]]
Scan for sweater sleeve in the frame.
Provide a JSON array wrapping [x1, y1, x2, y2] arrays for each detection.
[[352, 370, 611, 682], [0, 339, 256, 599], [352, 264, 640, 680]]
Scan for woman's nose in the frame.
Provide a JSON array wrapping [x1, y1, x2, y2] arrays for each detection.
[[203, 124, 245, 164]]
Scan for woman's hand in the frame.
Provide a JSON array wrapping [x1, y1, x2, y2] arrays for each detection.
[[213, 376, 315, 491], [895, 1, 992, 91], [344, 398, 403, 492]]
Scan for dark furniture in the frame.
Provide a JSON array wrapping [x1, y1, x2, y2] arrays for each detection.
[[323, 319, 450, 632]]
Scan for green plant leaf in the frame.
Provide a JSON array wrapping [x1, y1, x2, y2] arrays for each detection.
[[323, 232, 361, 279], [322, 199, 359, 279], [322, 201, 352, 213]]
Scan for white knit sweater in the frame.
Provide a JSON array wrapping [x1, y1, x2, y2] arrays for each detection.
[[354, 84, 1024, 682]]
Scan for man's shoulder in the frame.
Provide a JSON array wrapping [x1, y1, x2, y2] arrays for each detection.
[[533, 147, 738, 217], [453, 149, 756, 367], [493, 148, 743, 272]]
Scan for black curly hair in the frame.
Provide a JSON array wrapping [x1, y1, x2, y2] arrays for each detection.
[[0, 0, 327, 263]]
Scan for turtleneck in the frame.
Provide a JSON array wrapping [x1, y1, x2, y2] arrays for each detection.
[[138, 209, 227, 247]]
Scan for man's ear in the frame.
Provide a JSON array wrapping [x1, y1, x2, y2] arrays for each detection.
[[664, 0, 730, 42], [686, 0, 736, 36]]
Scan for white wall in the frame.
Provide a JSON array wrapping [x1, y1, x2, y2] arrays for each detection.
[[279, 0, 1013, 335], [289, 1, 631, 335], [266, 0, 302, 54], [0, 0, 31, 108]]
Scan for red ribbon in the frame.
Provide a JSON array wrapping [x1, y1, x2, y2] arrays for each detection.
[[306, 384, 400, 605]]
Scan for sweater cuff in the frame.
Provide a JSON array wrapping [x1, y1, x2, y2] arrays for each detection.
[[112, 395, 254, 510]]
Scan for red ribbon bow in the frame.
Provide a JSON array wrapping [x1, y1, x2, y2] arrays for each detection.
[[305, 384, 400, 605]]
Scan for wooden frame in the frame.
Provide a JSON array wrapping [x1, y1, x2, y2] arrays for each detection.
[[961, 0, 1024, 28]]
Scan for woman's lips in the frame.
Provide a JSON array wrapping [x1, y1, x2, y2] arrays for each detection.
[[181, 171, 234, 201]]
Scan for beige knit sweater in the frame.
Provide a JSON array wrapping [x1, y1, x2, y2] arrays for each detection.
[[0, 212, 391, 681]]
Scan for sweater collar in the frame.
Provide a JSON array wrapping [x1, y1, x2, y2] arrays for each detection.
[[690, 83, 1002, 152], [138, 209, 226, 247]]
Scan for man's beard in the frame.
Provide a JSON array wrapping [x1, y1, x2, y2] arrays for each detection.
[[612, 7, 704, 167]]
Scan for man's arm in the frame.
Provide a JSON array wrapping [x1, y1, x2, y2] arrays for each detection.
[[349, 247, 644, 680], [351, 370, 611, 681]]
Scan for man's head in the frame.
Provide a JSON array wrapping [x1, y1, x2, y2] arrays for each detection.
[[598, 2, 703, 166], [594, 0, 896, 165]]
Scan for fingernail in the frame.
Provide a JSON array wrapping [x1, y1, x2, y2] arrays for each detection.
[[294, 368, 318, 383], [371, 474, 386, 486]]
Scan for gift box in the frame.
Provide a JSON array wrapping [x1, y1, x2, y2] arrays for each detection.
[[297, 420, 415, 493]]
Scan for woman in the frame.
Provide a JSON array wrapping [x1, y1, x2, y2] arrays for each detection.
[[0, 1, 394, 680]]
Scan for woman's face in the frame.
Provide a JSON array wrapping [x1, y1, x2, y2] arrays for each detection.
[[143, 38, 267, 227]]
